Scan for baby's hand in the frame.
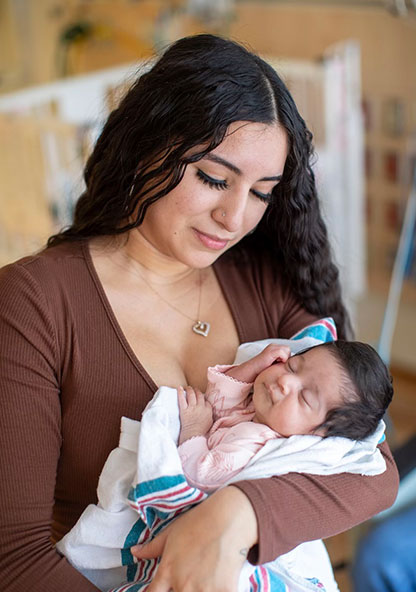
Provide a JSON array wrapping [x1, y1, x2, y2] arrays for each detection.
[[226, 344, 291, 383], [178, 386, 213, 445]]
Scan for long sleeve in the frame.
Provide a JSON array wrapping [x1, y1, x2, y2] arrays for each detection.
[[204, 364, 253, 418], [233, 439, 399, 564], [0, 263, 99, 591]]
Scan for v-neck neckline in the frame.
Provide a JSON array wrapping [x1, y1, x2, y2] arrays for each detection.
[[82, 241, 248, 391]]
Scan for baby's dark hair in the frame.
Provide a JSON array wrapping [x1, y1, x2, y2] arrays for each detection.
[[313, 341, 393, 440]]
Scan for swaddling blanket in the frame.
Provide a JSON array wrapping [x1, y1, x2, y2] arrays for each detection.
[[56, 320, 386, 592]]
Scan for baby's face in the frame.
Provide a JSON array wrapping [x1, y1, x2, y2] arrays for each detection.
[[252, 346, 344, 437]]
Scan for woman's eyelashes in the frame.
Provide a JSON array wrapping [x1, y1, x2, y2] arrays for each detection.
[[251, 189, 273, 204], [196, 169, 275, 203], [196, 169, 228, 190]]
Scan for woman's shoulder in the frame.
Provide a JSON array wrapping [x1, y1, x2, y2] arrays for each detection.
[[2, 239, 85, 267], [0, 240, 86, 285], [0, 240, 90, 313]]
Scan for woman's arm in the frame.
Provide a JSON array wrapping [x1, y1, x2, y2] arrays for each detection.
[[234, 439, 399, 563], [0, 263, 99, 592]]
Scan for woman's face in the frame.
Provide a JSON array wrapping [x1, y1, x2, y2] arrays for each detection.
[[137, 121, 288, 269]]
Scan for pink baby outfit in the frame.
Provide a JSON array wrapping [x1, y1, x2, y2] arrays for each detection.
[[178, 365, 280, 492]]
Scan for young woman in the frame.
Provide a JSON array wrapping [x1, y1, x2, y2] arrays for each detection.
[[0, 34, 398, 592]]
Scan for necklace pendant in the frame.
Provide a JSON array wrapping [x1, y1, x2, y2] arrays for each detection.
[[192, 320, 210, 337]]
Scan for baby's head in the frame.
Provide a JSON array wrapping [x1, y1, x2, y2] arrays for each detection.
[[252, 341, 393, 440]]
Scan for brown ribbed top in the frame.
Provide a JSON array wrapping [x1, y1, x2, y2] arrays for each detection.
[[0, 241, 399, 591]]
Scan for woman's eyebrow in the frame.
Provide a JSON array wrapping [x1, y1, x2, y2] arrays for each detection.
[[204, 153, 282, 182]]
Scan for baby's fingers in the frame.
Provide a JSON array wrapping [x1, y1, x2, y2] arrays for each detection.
[[177, 386, 189, 415], [263, 344, 291, 363], [184, 385, 197, 406], [195, 388, 207, 405]]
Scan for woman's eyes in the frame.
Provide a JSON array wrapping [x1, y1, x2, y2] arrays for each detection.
[[196, 169, 228, 190], [196, 169, 274, 203], [251, 189, 273, 204]]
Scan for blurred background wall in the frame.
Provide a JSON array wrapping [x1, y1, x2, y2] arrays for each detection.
[[1, 1, 416, 94]]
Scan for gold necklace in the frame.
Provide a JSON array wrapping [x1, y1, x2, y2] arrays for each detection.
[[114, 255, 211, 337]]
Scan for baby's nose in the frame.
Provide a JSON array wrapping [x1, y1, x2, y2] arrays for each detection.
[[279, 373, 301, 396]]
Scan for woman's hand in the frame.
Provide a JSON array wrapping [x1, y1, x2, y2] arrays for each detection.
[[131, 486, 258, 592], [178, 385, 213, 445]]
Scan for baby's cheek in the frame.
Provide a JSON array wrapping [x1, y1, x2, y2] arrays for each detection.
[[278, 406, 301, 433]]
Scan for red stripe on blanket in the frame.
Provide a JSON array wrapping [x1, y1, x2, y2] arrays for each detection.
[[135, 483, 197, 503], [129, 490, 205, 512]]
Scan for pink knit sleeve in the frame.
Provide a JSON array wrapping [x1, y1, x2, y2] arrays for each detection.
[[178, 424, 275, 492], [205, 365, 253, 419]]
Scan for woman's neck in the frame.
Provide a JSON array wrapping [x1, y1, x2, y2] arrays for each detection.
[[119, 229, 197, 285]]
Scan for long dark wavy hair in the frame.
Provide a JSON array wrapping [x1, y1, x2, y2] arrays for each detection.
[[47, 34, 352, 338]]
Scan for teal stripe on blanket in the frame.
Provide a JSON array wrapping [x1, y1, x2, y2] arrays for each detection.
[[267, 570, 288, 591], [123, 519, 148, 556], [126, 563, 138, 585], [306, 576, 327, 590], [121, 475, 207, 588], [291, 317, 336, 343], [128, 474, 187, 499]]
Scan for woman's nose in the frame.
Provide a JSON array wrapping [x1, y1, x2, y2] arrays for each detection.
[[213, 188, 248, 232]]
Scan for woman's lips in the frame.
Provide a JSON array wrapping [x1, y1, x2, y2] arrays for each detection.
[[193, 229, 230, 251]]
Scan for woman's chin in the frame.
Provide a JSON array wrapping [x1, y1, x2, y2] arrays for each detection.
[[179, 248, 229, 270]]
